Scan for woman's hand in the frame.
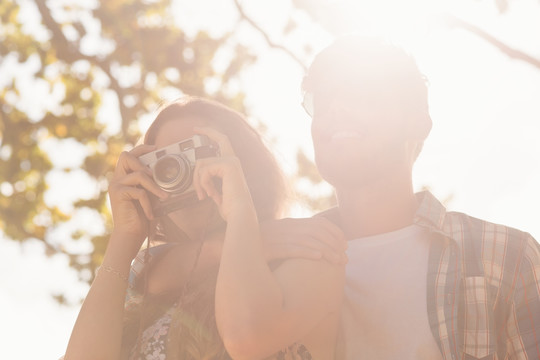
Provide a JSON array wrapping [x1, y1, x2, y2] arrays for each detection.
[[108, 144, 169, 257], [191, 127, 348, 264], [65, 144, 170, 360], [260, 217, 348, 265], [192, 126, 255, 221]]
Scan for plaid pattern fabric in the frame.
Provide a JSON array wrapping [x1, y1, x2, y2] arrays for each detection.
[[415, 191, 540, 360]]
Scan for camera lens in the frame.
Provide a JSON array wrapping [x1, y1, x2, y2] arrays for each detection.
[[153, 154, 191, 193]]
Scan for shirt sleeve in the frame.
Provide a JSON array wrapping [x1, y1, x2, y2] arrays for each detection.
[[505, 234, 540, 359]]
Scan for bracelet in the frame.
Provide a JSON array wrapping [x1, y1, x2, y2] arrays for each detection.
[[97, 264, 129, 283]]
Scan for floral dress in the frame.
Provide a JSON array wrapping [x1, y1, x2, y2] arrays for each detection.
[[128, 307, 174, 360], [127, 245, 313, 360], [274, 344, 313, 360], [127, 304, 312, 360]]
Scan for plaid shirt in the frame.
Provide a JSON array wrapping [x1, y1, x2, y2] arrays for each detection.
[[414, 191, 540, 360]]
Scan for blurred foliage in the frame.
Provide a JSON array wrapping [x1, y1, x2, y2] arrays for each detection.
[[0, 0, 256, 303], [5, 0, 535, 305]]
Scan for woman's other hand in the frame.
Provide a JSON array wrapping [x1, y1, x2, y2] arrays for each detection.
[[260, 217, 348, 265], [192, 126, 255, 221], [108, 144, 169, 259]]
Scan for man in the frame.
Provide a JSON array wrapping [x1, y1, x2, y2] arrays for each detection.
[[300, 35, 540, 359]]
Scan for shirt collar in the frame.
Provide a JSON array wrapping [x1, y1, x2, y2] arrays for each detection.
[[317, 190, 457, 243], [413, 190, 455, 242]]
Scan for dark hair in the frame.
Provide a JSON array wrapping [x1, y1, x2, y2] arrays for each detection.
[[121, 96, 288, 359]]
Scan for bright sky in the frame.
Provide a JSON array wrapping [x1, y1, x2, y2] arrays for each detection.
[[2, 0, 540, 358]]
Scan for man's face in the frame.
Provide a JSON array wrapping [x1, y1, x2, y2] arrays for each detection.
[[304, 37, 431, 189], [309, 81, 412, 189]]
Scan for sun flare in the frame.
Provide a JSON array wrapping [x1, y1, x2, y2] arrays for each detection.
[[326, 0, 451, 48]]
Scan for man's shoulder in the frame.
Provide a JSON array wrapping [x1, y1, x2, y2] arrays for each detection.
[[444, 210, 534, 245], [443, 210, 539, 274]]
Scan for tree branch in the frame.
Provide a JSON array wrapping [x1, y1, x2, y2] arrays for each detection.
[[34, 0, 132, 133], [232, 0, 307, 71], [445, 14, 540, 70]]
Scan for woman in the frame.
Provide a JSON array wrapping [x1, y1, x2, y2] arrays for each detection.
[[63, 97, 345, 359]]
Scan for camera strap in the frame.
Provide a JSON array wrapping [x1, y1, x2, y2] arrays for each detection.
[[153, 192, 200, 217]]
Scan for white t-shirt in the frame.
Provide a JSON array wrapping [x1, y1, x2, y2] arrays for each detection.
[[341, 224, 443, 360]]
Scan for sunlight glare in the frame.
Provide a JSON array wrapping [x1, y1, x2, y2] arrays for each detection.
[[333, 0, 450, 49]]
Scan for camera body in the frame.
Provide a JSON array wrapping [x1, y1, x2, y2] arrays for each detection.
[[138, 134, 218, 214]]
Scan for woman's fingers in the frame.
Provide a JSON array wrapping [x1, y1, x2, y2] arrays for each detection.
[[276, 234, 345, 264], [192, 160, 206, 201], [115, 171, 169, 200], [193, 126, 235, 157], [111, 184, 154, 220], [274, 217, 346, 251], [288, 235, 345, 264], [114, 145, 156, 177], [265, 242, 348, 265], [111, 144, 169, 207], [129, 144, 157, 157], [192, 158, 226, 203], [264, 243, 323, 262], [195, 166, 221, 204], [192, 155, 253, 222], [305, 217, 347, 251], [260, 217, 347, 264]]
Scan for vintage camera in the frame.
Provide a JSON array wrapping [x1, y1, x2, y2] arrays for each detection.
[[138, 134, 219, 215]]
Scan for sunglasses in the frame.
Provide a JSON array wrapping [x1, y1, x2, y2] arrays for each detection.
[[301, 90, 315, 118]]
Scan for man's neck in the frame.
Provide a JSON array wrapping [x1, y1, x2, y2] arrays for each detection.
[[336, 178, 418, 240]]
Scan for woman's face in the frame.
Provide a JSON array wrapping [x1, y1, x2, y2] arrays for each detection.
[[150, 115, 218, 241]]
